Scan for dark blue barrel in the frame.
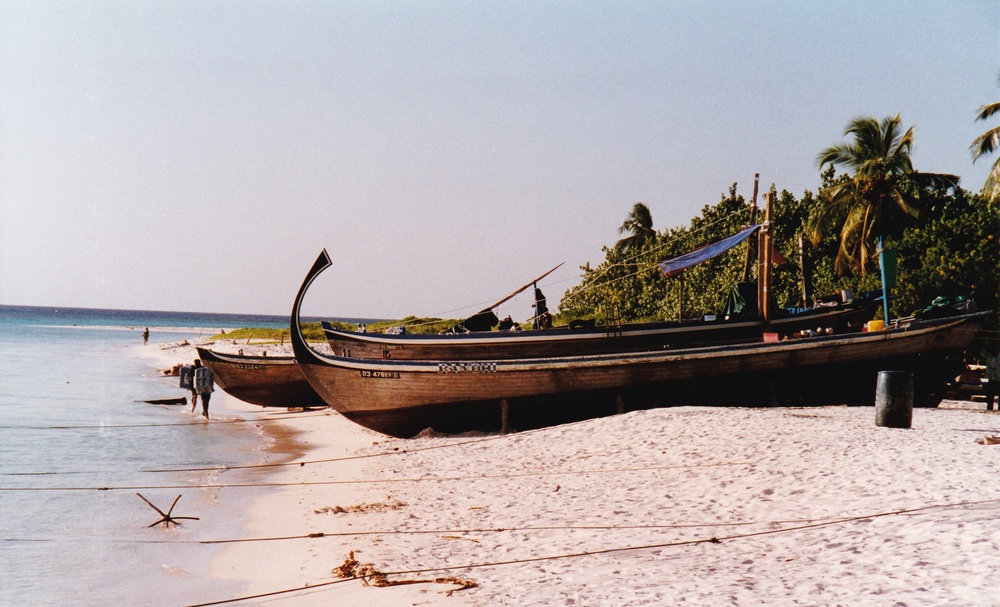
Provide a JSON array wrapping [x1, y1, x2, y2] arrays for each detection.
[[875, 370, 913, 428]]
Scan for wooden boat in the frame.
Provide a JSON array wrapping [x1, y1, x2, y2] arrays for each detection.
[[291, 250, 988, 437], [195, 346, 326, 409], [322, 304, 877, 361]]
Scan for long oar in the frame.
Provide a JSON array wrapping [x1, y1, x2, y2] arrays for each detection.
[[480, 262, 564, 312]]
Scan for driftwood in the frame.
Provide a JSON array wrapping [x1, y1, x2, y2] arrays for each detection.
[[333, 551, 477, 596], [137, 493, 200, 527], [140, 397, 188, 405]]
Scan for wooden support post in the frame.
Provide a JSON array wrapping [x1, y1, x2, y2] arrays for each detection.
[[798, 233, 810, 308], [677, 274, 683, 323], [616, 394, 624, 415], [760, 192, 774, 325], [500, 399, 509, 434]]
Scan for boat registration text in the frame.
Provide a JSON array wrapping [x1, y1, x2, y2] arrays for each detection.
[[360, 370, 401, 379]]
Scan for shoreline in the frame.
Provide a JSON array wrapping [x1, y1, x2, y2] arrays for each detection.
[[141, 338, 457, 606], [143, 338, 1000, 606]]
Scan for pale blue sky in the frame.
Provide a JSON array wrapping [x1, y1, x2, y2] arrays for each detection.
[[1, 1, 997, 321]]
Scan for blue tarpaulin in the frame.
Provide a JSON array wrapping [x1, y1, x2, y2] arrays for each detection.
[[657, 224, 761, 278]]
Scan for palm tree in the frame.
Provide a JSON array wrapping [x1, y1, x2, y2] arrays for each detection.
[[971, 98, 1000, 204], [810, 114, 957, 274], [615, 202, 655, 251]]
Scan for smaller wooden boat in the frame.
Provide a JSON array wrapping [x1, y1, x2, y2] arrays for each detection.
[[195, 346, 326, 409]]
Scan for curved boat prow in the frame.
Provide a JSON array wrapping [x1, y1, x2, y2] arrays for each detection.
[[290, 249, 333, 367]]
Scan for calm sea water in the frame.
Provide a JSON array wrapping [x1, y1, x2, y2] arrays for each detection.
[[0, 305, 312, 606]]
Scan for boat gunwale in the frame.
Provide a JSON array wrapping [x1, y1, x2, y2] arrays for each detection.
[[196, 346, 297, 365], [320, 303, 878, 346], [306, 313, 985, 374]]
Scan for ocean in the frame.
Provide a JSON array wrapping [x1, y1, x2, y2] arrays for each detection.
[[0, 305, 312, 606]]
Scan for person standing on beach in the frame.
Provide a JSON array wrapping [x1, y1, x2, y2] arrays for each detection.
[[192, 359, 214, 418], [187, 359, 202, 413], [142, 327, 149, 345]]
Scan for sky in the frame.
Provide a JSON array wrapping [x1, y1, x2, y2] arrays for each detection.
[[1, 1, 998, 322]]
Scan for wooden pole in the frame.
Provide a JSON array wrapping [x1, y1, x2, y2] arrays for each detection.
[[741, 173, 760, 283], [758, 217, 766, 319], [798, 233, 809, 308], [677, 273, 683, 323], [500, 399, 509, 434], [761, 192, 774, 325]]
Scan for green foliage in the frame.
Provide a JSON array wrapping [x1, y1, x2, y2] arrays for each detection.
[[364, 316, 461, 334], [208, 323, 326, 342], [559, 177, 999, 327], [560, 184, 755, 323], [895, 189, 1000, 316]]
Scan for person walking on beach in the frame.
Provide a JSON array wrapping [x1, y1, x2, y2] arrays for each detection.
[[187, 359, 203, 413], [192, 358, 214, 418], [142, 327, 149, 345]]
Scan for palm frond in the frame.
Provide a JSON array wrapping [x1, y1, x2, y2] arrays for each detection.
[[907, 171, 960, 192], [817, 143, 860, 170], [983, 159, 1000, 204], [975, 101, 1000, 122], [615, 202, 655, 251], [970, 125, 1000, 162]]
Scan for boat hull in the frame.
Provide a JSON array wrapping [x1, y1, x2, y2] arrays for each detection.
[[302, 315, 983, 437], [291, 250, 985, 438], [196, 346, 326, 409]]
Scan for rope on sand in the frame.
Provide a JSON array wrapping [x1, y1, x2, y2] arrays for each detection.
[[182, 498, 1000, 607], [8, 499, 1000, 545], [0, 461, 756, 492], [0, 411, 328, 430], [144, 411, 684, 473]]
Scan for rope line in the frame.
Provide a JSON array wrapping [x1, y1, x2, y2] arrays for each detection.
[[0, 411, 328, 430], [0, 521, 761, 545], [6, 499, 997, 547], [567, 207, 751, 302], [342, 204, 749, 328], [182, 497, 1000, 607], [144, 422, 575, 473], [0, 461, 756, 492], [6, 408, 624, 477]]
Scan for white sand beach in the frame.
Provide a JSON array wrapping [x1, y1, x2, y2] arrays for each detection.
[[152, 340, 1000, 607]]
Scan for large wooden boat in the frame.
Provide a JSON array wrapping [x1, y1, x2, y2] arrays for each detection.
[[291, 250, 988, 438], [195, 346, 326, 409]]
